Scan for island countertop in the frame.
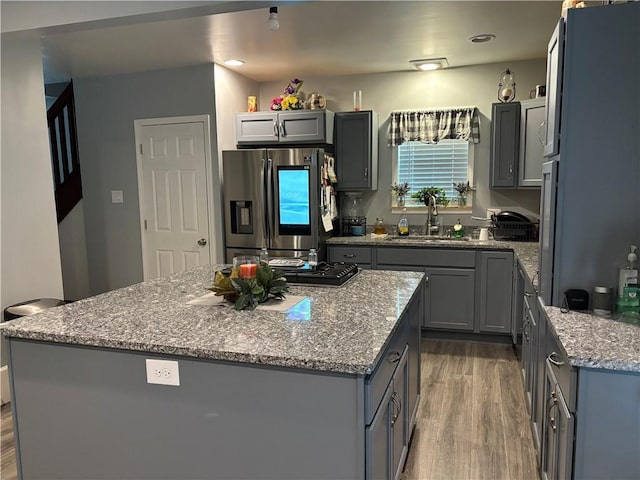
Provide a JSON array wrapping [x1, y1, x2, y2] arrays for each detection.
[[0, 266, 424, 375]]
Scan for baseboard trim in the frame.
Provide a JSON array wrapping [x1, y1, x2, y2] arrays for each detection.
[[1, 365, 10, 405]]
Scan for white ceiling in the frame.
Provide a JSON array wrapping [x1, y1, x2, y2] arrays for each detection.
[[36, 1, 565, 84]]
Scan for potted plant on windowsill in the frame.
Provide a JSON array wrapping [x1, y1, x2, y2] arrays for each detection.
[[411, 187, 449, 207]]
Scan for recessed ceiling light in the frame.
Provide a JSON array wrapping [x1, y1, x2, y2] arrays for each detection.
[[409, 58, 449, 71], [469, 34, 496, 43], [224, 59, 245, 67]]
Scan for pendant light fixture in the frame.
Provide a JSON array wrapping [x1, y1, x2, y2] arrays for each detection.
[[267, 6, 279, 31], [498, 68, 516, 102]]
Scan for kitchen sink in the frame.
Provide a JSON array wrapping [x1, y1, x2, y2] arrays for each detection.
[[384, 235, 470, 242]]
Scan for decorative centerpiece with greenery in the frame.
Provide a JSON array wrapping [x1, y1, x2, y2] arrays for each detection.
[[208, 264, 289, 311], [390, 182, 410, 207], [270, 78, 304, 111], [453, 181, 473, 206], [411, 187, 449, 207]]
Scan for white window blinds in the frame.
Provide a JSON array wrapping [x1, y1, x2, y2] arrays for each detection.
[[397, 140, 469, 201]]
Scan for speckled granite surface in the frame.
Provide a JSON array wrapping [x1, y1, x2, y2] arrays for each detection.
[[0, 266, 423, 375], [329, 236, 640, 372], [544, 306, 639, 373], [327, 236, 540, 287]]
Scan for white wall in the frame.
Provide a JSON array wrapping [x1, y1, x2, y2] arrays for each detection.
[[1, 31, 64, 381], [259, 59, 547, 227], [58, 200, 91, 301]]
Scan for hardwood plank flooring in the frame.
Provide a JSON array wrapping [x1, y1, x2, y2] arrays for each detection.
[[0, 339, 537, 480], [403, 339, 539, 480], [1, 403, 17, 480]]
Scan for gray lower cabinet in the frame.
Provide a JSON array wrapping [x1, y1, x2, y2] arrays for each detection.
[[511, 259, 526, 344], [541, 357, 574, 480], [366, 348, 409, 480], [9, 288, 422, 480], [424, 267, 475, 331], [477, 251, 513, 334], [521, 292, 538, 415], [327, 245, 373, 268]]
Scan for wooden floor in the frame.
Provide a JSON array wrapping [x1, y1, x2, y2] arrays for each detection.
[[0, 339, 537, 480], [403, 339, 538, 480], [1, 402, 17, 480]]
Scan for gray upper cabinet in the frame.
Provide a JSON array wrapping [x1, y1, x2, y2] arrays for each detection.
[[235, 110, 334, 145], [544, 18, 565, 158], [335, 110, 379, 191], [518, 98, 545, 188], [477, 251, 513, 334], [490, 102, 521, 188]]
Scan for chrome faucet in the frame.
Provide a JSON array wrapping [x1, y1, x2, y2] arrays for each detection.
[[425, 195, 439, 235]]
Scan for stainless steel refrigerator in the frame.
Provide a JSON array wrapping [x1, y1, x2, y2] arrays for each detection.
[[222, 148, 333, 263]]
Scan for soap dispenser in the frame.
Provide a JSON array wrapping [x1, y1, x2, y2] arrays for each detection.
[[453, 218, 464, 238], [618, 245, 638, 297]]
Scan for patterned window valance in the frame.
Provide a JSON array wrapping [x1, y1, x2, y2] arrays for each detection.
[[388, 106, 480, 146]]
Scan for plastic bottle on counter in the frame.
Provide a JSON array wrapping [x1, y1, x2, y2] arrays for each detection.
[[397, 208, 409, 236], [308, 248, 318, 269], [259, 247, 270, 265]]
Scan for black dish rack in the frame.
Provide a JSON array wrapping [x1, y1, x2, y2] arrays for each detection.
[[490, 220, 539, 241]]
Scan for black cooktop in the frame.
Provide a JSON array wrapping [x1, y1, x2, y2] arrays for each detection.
[[283, 262, 360, 287]]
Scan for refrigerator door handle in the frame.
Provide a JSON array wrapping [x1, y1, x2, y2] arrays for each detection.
[[265, 157, 274, 249]]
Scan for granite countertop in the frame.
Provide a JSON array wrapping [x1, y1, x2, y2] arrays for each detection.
[[327, 235, 539, 287], [0, 266, 423, 376], [544, 306, 640, 373], [329, 235, 640, 372]]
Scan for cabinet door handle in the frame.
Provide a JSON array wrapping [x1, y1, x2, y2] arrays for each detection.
[[538, 121, 547, 145], [548, 352, 565, 366], [273, 121, 278, 137], [364, 167, 368, 178], [524, 291, 533, 297], [425, 275, 429, 286], [388, 351, 402, 363], [343, 254, 356, 259], [547, 391, 558, 432], [279, 121, 285, 137], [523, 318, 530, 342], [391, 392, 402, 425]]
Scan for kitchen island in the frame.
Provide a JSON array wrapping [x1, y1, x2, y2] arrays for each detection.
[[1, 266, 424, 480]]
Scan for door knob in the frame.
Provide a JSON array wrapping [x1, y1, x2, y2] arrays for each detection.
[[197, 238, 207, 246]]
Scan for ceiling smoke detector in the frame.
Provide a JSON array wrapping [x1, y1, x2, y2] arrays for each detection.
[[409, 58, 449, 71]]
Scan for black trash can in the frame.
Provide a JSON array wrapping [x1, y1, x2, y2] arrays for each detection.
[[3, 298, 68, 321]]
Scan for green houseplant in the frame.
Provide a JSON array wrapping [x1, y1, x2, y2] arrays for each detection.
[[411, 187, 449, 207]]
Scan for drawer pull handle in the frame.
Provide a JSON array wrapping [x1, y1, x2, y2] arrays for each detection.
[[343, 254, 356, 259], [548, 351, 565, 366], [388, 351, 402, 363], [524, 291, 533, 297]]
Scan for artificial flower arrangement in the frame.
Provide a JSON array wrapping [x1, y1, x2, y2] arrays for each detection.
[[390, 182, 410, 198], [453, 181, 472, 196], [208, 263, 289, 311], [270, 78, 304, 111]]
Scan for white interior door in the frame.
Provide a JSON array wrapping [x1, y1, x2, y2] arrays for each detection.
[[136, 118, 212, 279]]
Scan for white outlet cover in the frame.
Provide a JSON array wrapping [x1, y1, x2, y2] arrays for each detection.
[[145, 359, 180, 386], [111, 190, 124, 204]]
